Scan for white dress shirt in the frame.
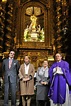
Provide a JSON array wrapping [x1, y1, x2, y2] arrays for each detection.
[[24, 63, 30, 75]]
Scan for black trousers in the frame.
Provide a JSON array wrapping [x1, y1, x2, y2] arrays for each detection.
[[36, 100, 50, 106], [22, 95, 32, 106]]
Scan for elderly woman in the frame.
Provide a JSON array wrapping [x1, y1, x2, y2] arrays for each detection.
[[36, 60, 50, 106]]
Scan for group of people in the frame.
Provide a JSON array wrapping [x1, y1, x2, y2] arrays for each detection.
[[2, 50, 71, 106]]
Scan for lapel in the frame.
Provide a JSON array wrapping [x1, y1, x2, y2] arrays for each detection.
[[22, 64, 25, 75], [7, 58, 9, 69], [28, 64, 31, 75]]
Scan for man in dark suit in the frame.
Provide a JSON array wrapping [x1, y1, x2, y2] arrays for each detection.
[[2, 50, 20, 106]]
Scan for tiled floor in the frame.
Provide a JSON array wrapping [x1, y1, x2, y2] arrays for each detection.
[[0, 99, 19, 106], [0, 99, 50, 106], [0, 91, 50, 106]]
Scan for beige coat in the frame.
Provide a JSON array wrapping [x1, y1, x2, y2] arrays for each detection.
[[19, 63, 35, 95]]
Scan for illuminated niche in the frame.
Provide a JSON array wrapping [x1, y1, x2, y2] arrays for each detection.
[[23, 6, 44, 42]]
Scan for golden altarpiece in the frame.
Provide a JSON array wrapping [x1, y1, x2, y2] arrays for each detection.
[[15, 0, 54, 68], [1, 0, 69, 69], [0, 0, 55, 69]]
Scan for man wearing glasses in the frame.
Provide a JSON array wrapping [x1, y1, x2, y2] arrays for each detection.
[[2, 50, 20, 106]]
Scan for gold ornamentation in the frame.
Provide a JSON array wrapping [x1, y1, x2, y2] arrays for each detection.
[[24, 15, 44, 42]]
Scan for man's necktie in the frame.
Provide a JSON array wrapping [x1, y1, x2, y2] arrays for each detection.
[[9, 59, 12, 69]]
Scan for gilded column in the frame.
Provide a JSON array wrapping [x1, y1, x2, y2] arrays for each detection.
[[4, 3, 14, 52], [54, 0, 62, 53], [0, 4, 5, 54], [61, 0, 69, 53], [53, 0, 69, 54], [64, 1, 71, 66]]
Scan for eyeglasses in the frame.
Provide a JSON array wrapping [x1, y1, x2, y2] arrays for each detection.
[[10, 53, 15, 55]]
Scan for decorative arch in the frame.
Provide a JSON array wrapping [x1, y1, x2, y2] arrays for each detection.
[[16, 0, 51, 49]]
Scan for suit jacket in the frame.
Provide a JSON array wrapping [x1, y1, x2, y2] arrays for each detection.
[[2, 58, 20, 83], [19, 63, 35, 95]]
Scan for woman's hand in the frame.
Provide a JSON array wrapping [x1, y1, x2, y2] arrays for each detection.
[[23, 77, 30, 82], [41, 81, 48, 85]]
